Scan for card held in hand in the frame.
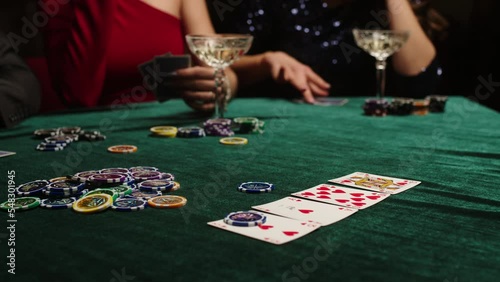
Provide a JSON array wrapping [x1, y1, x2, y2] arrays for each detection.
[[328, 172, 421, 194], [208, 211, 321, 245]]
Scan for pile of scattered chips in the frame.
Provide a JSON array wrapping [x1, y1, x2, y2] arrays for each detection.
[[203, 118, 235, 136], [0, 166, 186, 213], [33, 126, 106, 152], [363, 96, 448, 117]]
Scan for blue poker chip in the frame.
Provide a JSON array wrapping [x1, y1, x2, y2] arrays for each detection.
[[36, 145, 65, 151], [138, 180, 174, 192], [47, 180, 86, 193], [44, 135, 73, 144], [237, 182, 274, 193], [40, 197, 76, 209], [111, 196, 147, 212], [43, 188, 88, 198], [177, 127, 205, 138], [15, 180, 49, 196], [130, 188, 162, 199], [223, 211, 267, 227], [39, 142, 68, 148]]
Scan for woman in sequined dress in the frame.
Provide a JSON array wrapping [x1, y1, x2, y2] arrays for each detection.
[[209, 0, 448, 102]]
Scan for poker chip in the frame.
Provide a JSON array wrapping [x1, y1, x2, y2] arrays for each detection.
[[49, 176, 69, 183], [83, 189, 119, 202], [388, 98, 414, 115], [427, 95, 448, 113], [138, 180, 175, 192], [223, 211, 266, 227], [130, 188, 162, 199], [47, 180, 86, 193], [73, 194, 113, 213], [108, 145, 138, 154], [36, 145, 65, 151], [159, 173, 175, 181], [58, 126, 81, 134], [34, 128, 60, 138], [129, 166, 158, 173], [40, 198, 76, 209], [100, 168, 130, 174], [237, 182, 274, 193], [99, 185, 134, 197], [87, 173, 128, 184], [233, 117, 265, 134], [0, 197, 40, 211], [413, 99, 430, 115], [203, 119, 235, 137], [363, 99, 389, 117], [219, 137, 248, 145], [177, 127, 205, 138], [15, 180, 49, 196], [82, 131, 107, 141], [150, 126, 178, 137], [71, 170, 100, 182], [43, 188, 88, 198], [147, 195, 187, 209], [111, 196, 147, 212], [44, 135, 73, 144], [131, 171, 162, 181], [171, 181, 181, 192], [39, 142, 68, 148]]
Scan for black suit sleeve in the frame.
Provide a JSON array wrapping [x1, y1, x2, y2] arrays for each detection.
[[0, 32, 41, 128]]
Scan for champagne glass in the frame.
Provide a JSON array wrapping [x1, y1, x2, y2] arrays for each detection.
[[352, 29, 409, 101], [185, 34, 253, 118]]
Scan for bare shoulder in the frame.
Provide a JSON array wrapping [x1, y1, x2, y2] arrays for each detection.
[[140, 0, 181, 18]]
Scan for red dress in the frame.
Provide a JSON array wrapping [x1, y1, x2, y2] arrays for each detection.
[[42, 0, 184, 107]]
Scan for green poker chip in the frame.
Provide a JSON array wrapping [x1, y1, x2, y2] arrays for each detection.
[[99, 184, 133, 197], [0, 197, 41, 211]]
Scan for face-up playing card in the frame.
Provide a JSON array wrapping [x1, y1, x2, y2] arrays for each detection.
[[328, 172, 421, 194], [293, 97, 348, 106], [291, 184, 390, 209], [0, 151, 16, 158], [252, 197, 357, 226], [207, 211, 321, 245]]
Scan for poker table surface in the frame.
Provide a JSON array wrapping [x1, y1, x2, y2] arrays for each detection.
[[0, 97, 499, 282]]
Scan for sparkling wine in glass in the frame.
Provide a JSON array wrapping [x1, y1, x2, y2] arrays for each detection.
[[352, 29, 409, 101], [185, 34, 253, 118]]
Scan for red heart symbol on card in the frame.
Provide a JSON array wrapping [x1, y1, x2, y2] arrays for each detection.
[[259, 225, 274, 230], [352, 202, 366, 207], [317, 191, 330, 195], [350, 193, 364, 197], [341, 180, 352, 183], [350, 198, 365, 202], [317, 195, 331, 199], [335, 199, 349, 203], [366, 195, 380, 200], [299, 209, 314, 214], [283, 231, 299, 236], [339, 208, 344, 210], [396, 182, 408, 185], [317, 187, 330, 191], [301, 192, 315, 196], [332, 189, 345, 193]]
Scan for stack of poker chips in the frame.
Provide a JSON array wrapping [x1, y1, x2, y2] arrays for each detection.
[[33, 126, 106, 151], [388, 98, 414, 115], [412, 99, 430, 115], [203, 118, 235, 137], [363, 99, 389, 117], [233, 117, 265, 134], [427, 95, 448, 113], [3, 166, 184, 213]]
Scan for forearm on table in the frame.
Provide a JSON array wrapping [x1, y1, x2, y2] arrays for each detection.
[[230, 53, 271, 87], [387, 0, 436, 76], [42, 0, 116, 107]]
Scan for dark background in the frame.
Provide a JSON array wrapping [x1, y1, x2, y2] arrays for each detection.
[[0, 0, 498, 112]]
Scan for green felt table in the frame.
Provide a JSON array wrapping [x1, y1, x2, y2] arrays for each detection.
[[0, 97, 499, 282]]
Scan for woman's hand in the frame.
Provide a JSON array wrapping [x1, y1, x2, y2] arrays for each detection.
[[261, 51, 330, 103]]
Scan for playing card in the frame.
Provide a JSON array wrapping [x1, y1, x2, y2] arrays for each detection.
[[0, 151, 16, 158], [293, 97, 348, 106], [207, 211, 321, 245], [154, 55, 192, 102], [252, 197, 357, 226], [291, 184, 390, 209], [328, 172, 421, 194]]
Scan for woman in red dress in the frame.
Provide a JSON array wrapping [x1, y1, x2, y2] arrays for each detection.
[[42, 0, 238, 112]]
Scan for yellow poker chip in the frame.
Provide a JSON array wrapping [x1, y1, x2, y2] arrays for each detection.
[[49, 176, 69, 183], [148, 195, 187, 209], [219, 137, 248, 145], [73, 194, 113, 213], [150, 126, 178, 137], [107, 145, 138, 154], [171, 181, 181, 191]]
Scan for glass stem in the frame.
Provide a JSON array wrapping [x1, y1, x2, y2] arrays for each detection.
[[214, 68, 227, 118], [375, 59, 387, 101]]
